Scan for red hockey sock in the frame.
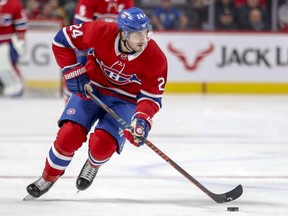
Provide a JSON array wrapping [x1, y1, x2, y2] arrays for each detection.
[[42, 121, 88, 182], [88, 129, 117, 167]]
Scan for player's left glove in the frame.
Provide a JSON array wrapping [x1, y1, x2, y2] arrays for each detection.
[[124, 113, 152, 147], [62, 63, 91, 99]]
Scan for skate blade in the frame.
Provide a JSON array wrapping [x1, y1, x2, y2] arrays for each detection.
[[23, 194, 37, 201]]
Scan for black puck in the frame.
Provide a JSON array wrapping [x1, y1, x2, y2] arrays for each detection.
[[227, 207, 239, 211]]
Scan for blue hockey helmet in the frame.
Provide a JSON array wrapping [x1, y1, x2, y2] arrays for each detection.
[[117, 7, 151, 32]]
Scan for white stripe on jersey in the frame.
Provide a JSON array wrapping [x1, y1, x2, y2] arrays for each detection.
[[14, 18, 28, 25], [137, 97, 161, 110], [140, 89, 163, 98], [63, 28, 77, 50], [62, 63, 81, 71], [52, 39, 65, 48], [91, 81, 137, 98]]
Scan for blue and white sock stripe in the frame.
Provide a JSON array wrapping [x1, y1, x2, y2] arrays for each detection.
[[88, 151, 110, 167], [47, 145, 73, 170]]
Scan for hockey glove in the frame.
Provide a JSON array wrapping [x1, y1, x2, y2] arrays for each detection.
[[124, 113, 152, 147], [62, 63, 91, 98]]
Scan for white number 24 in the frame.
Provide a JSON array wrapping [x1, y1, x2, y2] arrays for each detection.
[[70, 24, 83, 38]]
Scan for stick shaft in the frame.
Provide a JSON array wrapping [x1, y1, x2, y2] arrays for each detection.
[[85, 86, 242, 203]]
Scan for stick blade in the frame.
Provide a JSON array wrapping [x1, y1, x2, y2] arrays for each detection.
[[211, 184, 243, 203], [23, 194, 37, 201]]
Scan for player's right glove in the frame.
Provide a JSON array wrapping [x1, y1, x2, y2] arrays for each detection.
[[62, 63, 91, 98], [124, 113, 152, 147]]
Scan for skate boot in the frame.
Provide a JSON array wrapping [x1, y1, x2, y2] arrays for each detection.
[[26, 177, 54, 198], [76, 160, 99, 191]]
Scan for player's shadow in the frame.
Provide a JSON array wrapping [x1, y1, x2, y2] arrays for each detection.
[[29, 197, 285, 208], [32, 197, 213, 207]]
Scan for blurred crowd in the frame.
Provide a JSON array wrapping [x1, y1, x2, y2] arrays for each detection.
[[20, 0, 288, 32]]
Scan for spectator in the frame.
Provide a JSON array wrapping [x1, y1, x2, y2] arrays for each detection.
[[201, 0, 238, 30], [234, 0, 266, 7], [216, 8, 238, 30], [51, 0, 69, 25], [237, 0, 269, 30], [215, 0, 238, 30], [247, 8, 268, 31], [278, 0, 288, 32], [38, 0, 68, 25], [185, 0, 205, 29], [25, 0, 41, 19], [62, 1, 77, 25], [39, 1, 53, 18], [151, 0, 188, 30]]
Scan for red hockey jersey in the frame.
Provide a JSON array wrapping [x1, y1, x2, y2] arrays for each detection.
[[0, 0, 28, 43], [52, 21, 167, 118], [74, 0, 134, 23]]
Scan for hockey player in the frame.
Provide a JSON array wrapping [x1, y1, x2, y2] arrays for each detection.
[[0, 0, 28, 97], [74, 0, 135, 24], [26, 7, 167, 199]]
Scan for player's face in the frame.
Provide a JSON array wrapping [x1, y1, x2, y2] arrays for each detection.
[[126, 29, 148, 52]]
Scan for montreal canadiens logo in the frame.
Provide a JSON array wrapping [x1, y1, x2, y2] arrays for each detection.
[[98, 60, 141, 85], [103, 68, 141, 85], [67, 108, 76, 115], [121, 12, 128, 19]]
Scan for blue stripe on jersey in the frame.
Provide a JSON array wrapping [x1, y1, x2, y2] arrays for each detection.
[[54, 29, 71, 48], [48, 147, 72, 168], [74, 18, 83, 25], [14, 21, 27, 27], [136, 92, 162, 108]]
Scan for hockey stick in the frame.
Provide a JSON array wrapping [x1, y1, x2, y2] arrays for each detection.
[[84, 85, 243, 203]]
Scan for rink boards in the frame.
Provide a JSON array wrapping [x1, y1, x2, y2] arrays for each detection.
[[18, 30, 288, 94]]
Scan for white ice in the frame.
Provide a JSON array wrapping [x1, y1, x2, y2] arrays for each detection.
[[0, 94, 288, 216]]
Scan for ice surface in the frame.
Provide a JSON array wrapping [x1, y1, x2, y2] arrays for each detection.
[[0, 94, 287, 216]]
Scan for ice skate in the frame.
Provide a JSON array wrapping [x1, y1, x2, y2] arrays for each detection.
[[24, 177, 54, 200], [76, 160, 99, 191]]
